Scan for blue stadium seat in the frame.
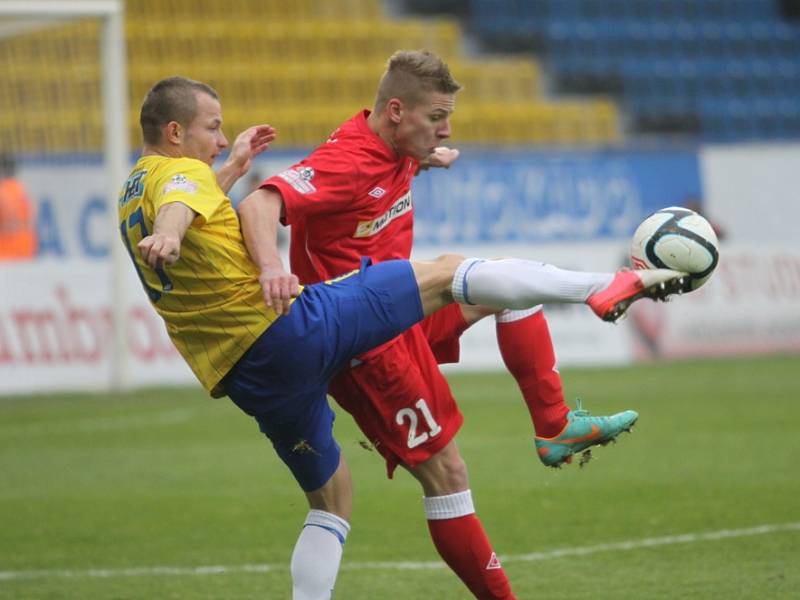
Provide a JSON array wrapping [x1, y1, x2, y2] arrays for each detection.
[[468, 0, 800, 141]]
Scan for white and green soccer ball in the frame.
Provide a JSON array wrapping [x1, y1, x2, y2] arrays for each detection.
[[630, 206, 720, 291]]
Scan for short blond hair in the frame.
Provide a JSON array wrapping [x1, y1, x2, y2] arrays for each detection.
[[374, 50, 462, 110]]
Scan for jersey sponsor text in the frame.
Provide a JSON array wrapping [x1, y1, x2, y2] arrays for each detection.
[[354, 191, 412, 238]]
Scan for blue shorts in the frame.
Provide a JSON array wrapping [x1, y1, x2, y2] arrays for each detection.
[[223, 258, 424, 492]]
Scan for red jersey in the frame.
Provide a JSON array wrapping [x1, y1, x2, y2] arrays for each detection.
[[264, 110, 418, 283]]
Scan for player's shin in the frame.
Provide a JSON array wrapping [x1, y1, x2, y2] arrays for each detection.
[[424, 491, 517, 600], [290, 510, 350, 600], [452, 258, 613, 309], [496, 308, 569, 438]]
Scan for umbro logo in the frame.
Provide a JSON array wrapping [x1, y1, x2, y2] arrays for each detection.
[[368, 187, 386, 198]]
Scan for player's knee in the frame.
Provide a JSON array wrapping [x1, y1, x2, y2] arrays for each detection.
[[460, 303, 502, 325], [433, 253, 465, 273], [430, 253, 466, 292], [439, 452, 468, 491], [411, 253, 468, 315], [412, 446, 469, 495]]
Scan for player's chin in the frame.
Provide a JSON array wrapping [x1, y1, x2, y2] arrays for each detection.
[[416, 147, 435, 161]]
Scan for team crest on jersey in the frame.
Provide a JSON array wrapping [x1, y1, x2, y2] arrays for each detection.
[[354, 191, 412, 238], [277, 166, 317, 194], [163, 174, 198, 194], [119, 169, 146, 207]]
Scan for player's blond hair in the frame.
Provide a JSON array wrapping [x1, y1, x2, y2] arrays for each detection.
[[374, 50, 462, 110], [140, 76, 219, 145]]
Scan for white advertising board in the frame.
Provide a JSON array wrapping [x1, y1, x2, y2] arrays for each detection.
[[622, 243, 800, 360], [701, 143, 800, 243], [0, 259, 195, 395], [3, 145, 798, 395]]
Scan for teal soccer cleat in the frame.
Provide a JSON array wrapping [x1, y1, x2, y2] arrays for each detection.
[[534, 400, 639, 468]]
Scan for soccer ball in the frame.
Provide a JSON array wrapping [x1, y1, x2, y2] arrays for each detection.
[[630, 206, 720, 291]]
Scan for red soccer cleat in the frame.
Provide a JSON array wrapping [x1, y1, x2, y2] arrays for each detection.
[[587, 269, 688, 323]]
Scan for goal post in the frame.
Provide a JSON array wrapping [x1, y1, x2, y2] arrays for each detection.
[[0, 1, 131, 391]]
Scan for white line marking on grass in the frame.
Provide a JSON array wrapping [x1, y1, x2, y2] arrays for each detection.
[[2, 521, 798, 581]]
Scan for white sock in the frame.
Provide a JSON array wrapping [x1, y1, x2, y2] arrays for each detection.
[[423, 490, 476, 520], [452, 258, 613, 309], [495, 306, 542, 323], [291, 510, 350, 600]]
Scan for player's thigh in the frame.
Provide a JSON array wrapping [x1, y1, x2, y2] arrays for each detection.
[[250, 386, 342, 494], [419, 303, 471, 364], [330, 327, 463, 476], [225, 354, 342, 494], [302, 258, 425, 376]]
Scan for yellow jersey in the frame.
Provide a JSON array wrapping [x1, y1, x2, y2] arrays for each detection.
[[118, 155, 279, 397]]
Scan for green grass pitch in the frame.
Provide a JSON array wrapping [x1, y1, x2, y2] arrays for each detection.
[[1, 355, 798, 599]]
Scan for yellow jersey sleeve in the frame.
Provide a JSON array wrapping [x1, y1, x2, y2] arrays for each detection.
[[151, 157, 223, 226]]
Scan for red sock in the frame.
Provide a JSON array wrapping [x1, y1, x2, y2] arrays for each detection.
[[427, 513, 516, 600], [496, 308, 569, 438]]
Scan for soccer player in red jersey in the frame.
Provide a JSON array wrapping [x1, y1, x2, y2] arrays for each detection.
[[240, 51, 655, 599]]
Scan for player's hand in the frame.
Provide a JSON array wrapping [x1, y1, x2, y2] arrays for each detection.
[[426, 146, 460, 169], [259, 266, 300, 316], [138, 233, 181, 270], [227, 124, 277, 178]]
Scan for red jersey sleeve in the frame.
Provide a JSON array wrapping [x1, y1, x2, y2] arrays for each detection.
[[263, 145, 361, 226]]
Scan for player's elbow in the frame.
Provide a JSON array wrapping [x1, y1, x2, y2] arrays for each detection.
[[239, 187, 284, 220]]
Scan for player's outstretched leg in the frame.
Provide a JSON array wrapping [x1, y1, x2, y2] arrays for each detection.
[[441, 257, 687, 323], [534, 399, 638, 468]]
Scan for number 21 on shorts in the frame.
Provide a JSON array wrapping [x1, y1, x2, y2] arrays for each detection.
[[395, 399, 442, 449]]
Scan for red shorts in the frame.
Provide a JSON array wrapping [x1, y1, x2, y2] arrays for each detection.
[[329, 303, 469, 478]]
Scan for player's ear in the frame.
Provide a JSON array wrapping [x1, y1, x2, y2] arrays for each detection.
[[387, 98, 403, 124], [164, 121, 182, 144]]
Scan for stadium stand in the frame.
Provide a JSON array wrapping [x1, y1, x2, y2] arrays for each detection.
[[465, 0, 800, 140], [4, 1, 800, 153], [0, 0, 619, 154]]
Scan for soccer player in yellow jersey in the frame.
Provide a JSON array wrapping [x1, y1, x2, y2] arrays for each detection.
[[120, 76, 688, 600]]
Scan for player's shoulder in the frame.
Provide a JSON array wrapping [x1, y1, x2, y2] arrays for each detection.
[[305, 139, 361, 174], [134, 157, 215, 202], [146, 156, 214, 186], [320, 112, 377, 154], [312, 130, 387, 172], [163, 157, 213, 178], [136, 155, 209, 174]]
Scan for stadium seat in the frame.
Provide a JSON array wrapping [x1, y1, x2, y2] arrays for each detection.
[[3, 0, 620, 152], [467, 0, 800, 141]]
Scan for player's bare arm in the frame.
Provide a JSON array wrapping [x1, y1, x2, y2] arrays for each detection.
[[138, 201, 197, 270], [238, 187, 299, 316], [215, 125, 276, 193]]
